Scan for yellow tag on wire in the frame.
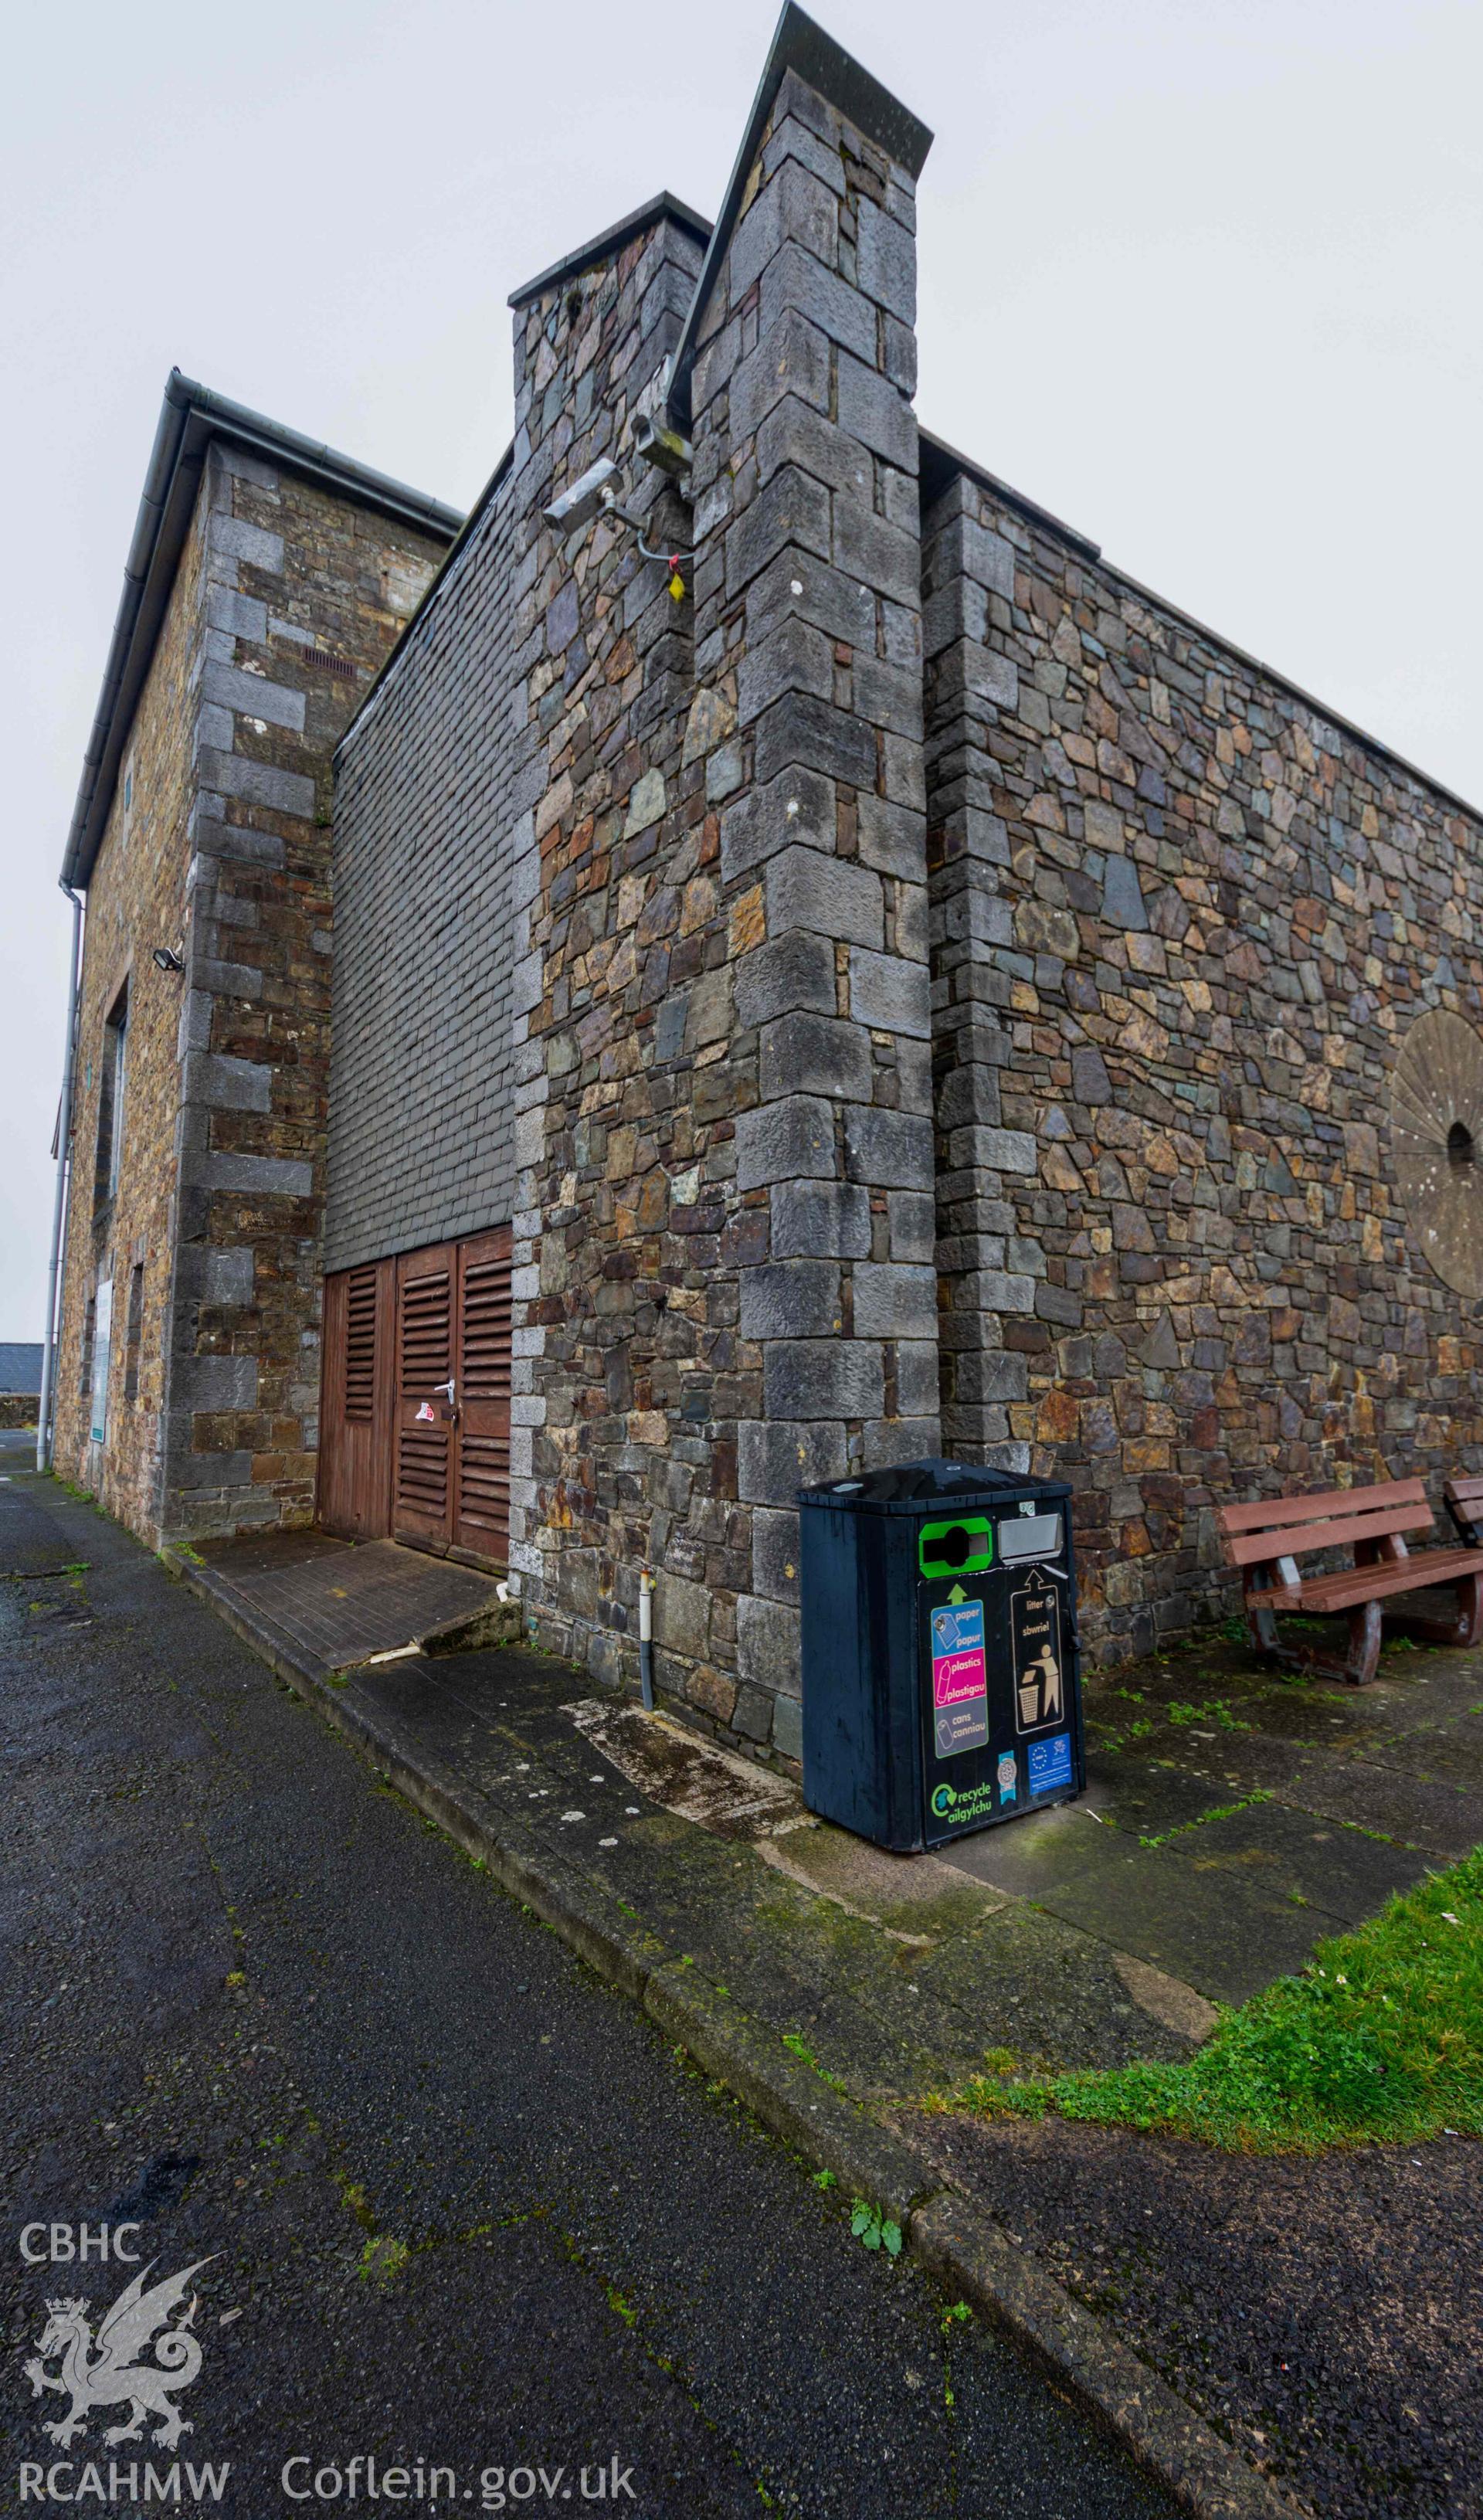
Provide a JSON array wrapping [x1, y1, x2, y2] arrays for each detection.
[[668, 571, 686, 601]]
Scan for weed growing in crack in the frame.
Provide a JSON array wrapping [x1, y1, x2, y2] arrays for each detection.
[[1139, 1789, 1271, 1849], [850, 2199, 901, 2257]]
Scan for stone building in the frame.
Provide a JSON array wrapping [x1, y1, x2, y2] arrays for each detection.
[[50, 375, 456, 1537], [50, 8, 1483, 1764]]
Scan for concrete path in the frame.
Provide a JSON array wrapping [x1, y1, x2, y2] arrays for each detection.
[[145, 1492, 1483, 2520], [185, 1519, 1483, 2056], [1, 1468, 1172, 2520]]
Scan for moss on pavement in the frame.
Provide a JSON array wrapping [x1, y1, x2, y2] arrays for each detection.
[[943, 1844, 1483, 2152]]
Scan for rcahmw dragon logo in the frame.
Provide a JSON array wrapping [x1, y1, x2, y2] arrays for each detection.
[[23, 2258, 215, 2449]]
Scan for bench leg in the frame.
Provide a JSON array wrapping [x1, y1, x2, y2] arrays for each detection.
[[1342, 1600, 1383, 1688], [1242, 1575, 1383, 1687], [1242, 1588, 1281, 1662], [1390, 1570, 1483, 1653]]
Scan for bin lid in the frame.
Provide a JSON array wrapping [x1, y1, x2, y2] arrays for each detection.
[[797, 1456, 1071, 1514]]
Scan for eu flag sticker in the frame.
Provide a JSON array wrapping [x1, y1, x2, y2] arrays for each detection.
[[1027, 1731, 1074, 1796]]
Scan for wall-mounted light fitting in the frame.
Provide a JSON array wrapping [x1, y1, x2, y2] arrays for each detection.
[[630, 412, 694, 481], [152, 946, 185, 973]]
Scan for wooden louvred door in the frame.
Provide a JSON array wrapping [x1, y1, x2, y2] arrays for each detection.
[[344, 1265, 379, 1424], [451, 1225, 513, 1565], [318, 1256, 395, 1539], [392, 1243, 456, 1547], [389, 1227, 514, 1565]]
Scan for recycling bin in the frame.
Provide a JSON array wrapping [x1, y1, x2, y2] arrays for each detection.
[[798, 1458, 1082, 1851]]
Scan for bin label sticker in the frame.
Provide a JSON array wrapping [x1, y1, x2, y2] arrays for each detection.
[[1027, 1731, 1074, 1796], [996, 1751, 1018, 1805], [1011, 1577, 1065, 1734], [932, 1600, 987, 1707], [931, 1778, 996, 1827], [935, 1699, 989, 1758], [931, 1599, 989, 1760]]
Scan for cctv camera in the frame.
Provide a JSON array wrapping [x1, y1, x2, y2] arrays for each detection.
[[541, 457, 621, 539]]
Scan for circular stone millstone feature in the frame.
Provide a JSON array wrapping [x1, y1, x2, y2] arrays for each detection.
[[1390, 1007, 1483, 1299]]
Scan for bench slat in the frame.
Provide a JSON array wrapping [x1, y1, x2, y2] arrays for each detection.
[[1218, 1477, 1427, 1537], [1445, 1476, 1483, 1506], [1249, 1547, 1481, 1615], [1223, 1500, 1434, 1568]]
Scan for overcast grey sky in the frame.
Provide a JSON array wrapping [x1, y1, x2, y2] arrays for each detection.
[[4, 0, 1480, 1338]]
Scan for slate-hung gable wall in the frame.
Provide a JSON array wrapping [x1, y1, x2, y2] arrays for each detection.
[[923, 473, 1483, 1663], [327, 203, 715, 1649], [327, 473, 533, 1274]]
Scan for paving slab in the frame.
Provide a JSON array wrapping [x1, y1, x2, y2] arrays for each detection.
[[1364, 1656, 1483, 1730], [1025, 1837, 1352, 2008], [1156, 1724, 1362, 1800], [1154, 1796, 1423, 1927], [1277, 1747, 1483, 1859], [937, 1798, 1128, 1900], [1363, 1716, 1483, 1793], [1084, 1753, 1256, 1838], [906, 1901, 1202, 2073]]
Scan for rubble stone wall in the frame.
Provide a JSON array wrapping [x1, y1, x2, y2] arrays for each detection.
[[57, 447, 448, 1544], [923, 469, 1483, 1663], [53, 502, 205, 1533], [484, 68, 937, 1764], [499, 209, 732, 1719], [164, 449, 447, 1538]]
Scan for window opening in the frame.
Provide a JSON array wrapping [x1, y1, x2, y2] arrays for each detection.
[[95, 983, 128, 1212], [123, 1261, 144, 1401]]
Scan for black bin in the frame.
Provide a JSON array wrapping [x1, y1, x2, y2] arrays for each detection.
[[798, 1458, 1082, 1851]]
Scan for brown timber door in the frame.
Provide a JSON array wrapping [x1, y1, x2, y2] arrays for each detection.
[[393, 1241, 457, 1547], [391, 1227, 514, 1565], [451, 1226, 514, 1565], [319, 1256, 395, 1539]]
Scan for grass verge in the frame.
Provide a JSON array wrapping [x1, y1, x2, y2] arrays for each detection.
[[942, 1846, 1483, 2152]]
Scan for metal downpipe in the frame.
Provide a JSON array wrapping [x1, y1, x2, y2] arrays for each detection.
[[36, 882, 83, 1472], [639, 1567, 655, 1710]]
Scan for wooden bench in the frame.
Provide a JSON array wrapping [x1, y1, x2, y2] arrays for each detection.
[[1443, 1473, 1483, 1549], [1217, 1477, 1483, 1687]]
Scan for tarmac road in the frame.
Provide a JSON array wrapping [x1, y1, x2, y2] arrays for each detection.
[[0, 1450, 1174, 2518]]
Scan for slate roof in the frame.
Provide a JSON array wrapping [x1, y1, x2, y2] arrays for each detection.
[[0, 1343, 42, 1395]]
